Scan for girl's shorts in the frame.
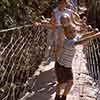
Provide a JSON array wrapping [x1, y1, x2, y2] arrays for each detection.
[[55, 61, 73, 84]]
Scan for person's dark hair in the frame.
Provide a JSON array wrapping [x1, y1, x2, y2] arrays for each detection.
[[42, 7, 53, 18], [57, 0, 66, 3]]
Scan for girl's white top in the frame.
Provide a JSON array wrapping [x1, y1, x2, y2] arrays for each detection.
[[57, 34, 81, 68]]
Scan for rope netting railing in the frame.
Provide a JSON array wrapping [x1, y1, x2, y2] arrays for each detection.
[[86, 39, 100, 80], [0, 25, 48, 100], [85, 38, 100, 98], [75, 38, 100, 100]]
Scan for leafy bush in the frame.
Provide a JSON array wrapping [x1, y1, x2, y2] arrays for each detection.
[[0, 0, 53, 29], [87, 0, 100, 29]]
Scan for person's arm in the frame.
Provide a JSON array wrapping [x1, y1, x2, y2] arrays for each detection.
[[49, 15, 56, 29], [33, 12, 56, 29], [33, 19, 51, 28]]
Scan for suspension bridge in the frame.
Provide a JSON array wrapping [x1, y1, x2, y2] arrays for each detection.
[[0, 25, 100, 100]]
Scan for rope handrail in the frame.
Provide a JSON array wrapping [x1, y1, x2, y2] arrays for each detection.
[[0, 24, 33, 33]]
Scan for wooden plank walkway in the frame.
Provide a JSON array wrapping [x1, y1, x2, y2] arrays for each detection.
[[20, 45, 99, 100]]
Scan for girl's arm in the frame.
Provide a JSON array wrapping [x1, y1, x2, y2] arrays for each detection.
[[75, 32, 100, 45], [81, 31, 96, 39]]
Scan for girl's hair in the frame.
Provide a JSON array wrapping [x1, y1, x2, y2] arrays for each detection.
[[60, 15, 70, 25]]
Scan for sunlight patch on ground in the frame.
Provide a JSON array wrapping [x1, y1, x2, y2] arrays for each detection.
[[19, 91, 35, 100], [33, 61, 55, 76]]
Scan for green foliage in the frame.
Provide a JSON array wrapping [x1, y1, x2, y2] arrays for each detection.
[[0, 0, 53, 29], [87, 0, 100, 29]]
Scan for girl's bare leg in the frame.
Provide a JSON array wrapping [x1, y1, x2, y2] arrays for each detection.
[[56, 83, 61, 95], [55, 83, 61, 100], [63, 80, 73, 96], [60, 80, 73, 100]]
